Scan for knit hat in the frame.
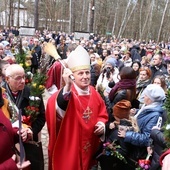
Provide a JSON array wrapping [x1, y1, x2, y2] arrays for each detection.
[[143, 84, 165, 102], [113, 100, 131, 119], [105, 58, 117, 68]]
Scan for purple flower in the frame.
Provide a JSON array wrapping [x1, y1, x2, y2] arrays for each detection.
[[144, 164, 149, 169], [139, 162, 145, 168]]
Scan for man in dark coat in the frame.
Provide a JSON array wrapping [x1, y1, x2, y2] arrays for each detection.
[[57, 36, 68, 59], [29, 38, 42, 73], [4, 64, 45, 170], [148, 129, 167, 170], [150, 52, 167, 81], [130, 45, 141, 62]]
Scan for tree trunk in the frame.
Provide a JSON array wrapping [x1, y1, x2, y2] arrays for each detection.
[[69, 0, 72, 34], [90, 0, 95, 33], [139, 0, 144, 38], [157, 0, 169, 42], [11, 0, 14, 26], [140, 0, 153, 40], [34, 0, 39, 30], [111, 0, 118, 36], [87, 1, 91, 32], [79, 0, 86, 31], [9, 0, 13, 27], [17, 0, 20, 27], [44, 0, 52, 30], [146, 0, 154, 41], [4, 0, 8, 26], [117, 0, 131, 39], [72, 0, 76, 32], [121, 0, 138, 37]]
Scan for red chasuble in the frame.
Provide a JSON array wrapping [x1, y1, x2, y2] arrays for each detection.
[[46, 85, 108, 170], [160, 149, 170, 166], [45, 61, 63, 90]]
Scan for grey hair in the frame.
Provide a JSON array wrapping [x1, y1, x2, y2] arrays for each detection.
[[5, 64, 25, 77]]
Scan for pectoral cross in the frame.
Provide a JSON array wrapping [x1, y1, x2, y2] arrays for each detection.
[[82, 106, 92, 122]]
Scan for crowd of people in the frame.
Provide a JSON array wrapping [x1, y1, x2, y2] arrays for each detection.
[[1, 26, 170, 170]]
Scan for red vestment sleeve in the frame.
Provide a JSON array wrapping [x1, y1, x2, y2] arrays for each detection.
[[160, 148, 170, 166], [45, 91, 58, 170], [45, 61, 62, 89]]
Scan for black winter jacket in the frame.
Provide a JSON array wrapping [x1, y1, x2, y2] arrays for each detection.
[[149, 129, 167, 170]]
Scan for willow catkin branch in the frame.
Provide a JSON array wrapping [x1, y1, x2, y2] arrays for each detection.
[[43, 42, 60, 60], [43, 42, 75, 80]]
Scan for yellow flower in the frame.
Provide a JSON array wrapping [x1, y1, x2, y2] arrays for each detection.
[[39, 85, 45, 90], [32, 83, 37, 88], [25, 61, 31, 67], [19, 63, 24, 67]]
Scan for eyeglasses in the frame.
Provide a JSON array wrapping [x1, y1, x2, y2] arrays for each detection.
[[9, 75, 25, 81]]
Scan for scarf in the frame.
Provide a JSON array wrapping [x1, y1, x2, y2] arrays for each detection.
[[136, 79, 150, 89], [136, 79, 150, 98], [5, 83, 24, 108], [134, 102, 163, 119], [109, 79, 136, 102]]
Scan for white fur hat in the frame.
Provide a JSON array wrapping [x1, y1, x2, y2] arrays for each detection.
[[143, 84, 165, 102], [67, 45, 90, 72]]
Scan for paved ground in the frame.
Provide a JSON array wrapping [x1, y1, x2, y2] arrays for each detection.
[[41, 124, 49, 170], [42, 89, 50, 170]]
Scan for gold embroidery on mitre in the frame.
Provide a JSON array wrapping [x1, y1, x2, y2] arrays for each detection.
[[71, 65, 90, 72], [82, 106, 92, 122]]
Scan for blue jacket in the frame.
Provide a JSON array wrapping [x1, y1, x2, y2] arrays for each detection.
[[124, 105, 164, 147]]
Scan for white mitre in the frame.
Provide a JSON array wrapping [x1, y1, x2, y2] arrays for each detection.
[[67, 45, 90, 72]]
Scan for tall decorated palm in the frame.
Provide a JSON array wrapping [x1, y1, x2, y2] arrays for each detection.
[[15, 39, 32, 73], [15, 39, 47, 125]]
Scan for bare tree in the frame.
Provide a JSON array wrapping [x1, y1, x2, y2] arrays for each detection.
[[139, 0, 144, 39], [69, 0, 73, 34], [34, 0, 39, 30], [0, 0, 170, 41], [79, 0, 86, 31], [2, 0, 8, 26], [157, 0, 169, 42], [9, 0, 14, 27], [43, 0, 53, 29], [121, 0, 138, 37], [146, 0, 154, 41], [117, 0, 131, 39], [72, 0, 76, 32], [111, 0, 118, 36], [17, 0, 20, 27], [90, 0, 95, 33]]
